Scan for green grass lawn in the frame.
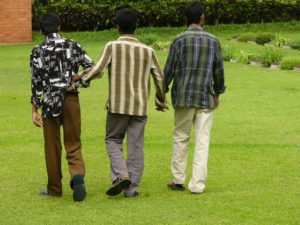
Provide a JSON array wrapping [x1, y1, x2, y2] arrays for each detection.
[[0, 22, 300, 225]]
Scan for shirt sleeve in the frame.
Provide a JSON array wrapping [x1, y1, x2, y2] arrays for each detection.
[[30, 48, 43, 108], [213, 41, 226, 95], [163, 40, 178, 92], [75, 42, 94, 70], [81, 42, 112, 84], [151, 50, 168, 109]]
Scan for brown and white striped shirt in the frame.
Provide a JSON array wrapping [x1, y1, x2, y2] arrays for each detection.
[[81, 35, 167, 116]]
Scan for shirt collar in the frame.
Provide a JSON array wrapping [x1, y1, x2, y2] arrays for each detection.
[[117, 34, 139, 42], [188, 25, 203, 31], [46, 33, 61, 40]]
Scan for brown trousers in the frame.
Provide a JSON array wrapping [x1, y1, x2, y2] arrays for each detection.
[[42, 93, 85, 196]]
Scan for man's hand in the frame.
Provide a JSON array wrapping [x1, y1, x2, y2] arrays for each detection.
[[72, 74, 81, 82], [155, 94, 169, 112], [214, 95, 220, 108], [155, 105, 169, 112], [66, 75, 81, 92], [32, 111, 43, 127]]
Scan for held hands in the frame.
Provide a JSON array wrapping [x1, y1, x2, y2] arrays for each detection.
[[156, 105, 169, 112], [32, 111, 43, 127], [66, 75, 81, 92], [155, 95, 169, 112]]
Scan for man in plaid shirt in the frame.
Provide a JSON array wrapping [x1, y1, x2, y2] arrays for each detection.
[[164, 1, 226, 194]]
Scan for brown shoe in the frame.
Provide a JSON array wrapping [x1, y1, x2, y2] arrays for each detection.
[[167, 181, 185, 191], [106, 178, 131, 196]]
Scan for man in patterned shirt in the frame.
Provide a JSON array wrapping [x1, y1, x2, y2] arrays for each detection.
[[164, 2, 226, 194], [30, 14, 93, 201], [80, 8, 168, 197]]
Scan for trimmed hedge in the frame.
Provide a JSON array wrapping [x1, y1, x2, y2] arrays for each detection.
[[32, 0, 300, 31]]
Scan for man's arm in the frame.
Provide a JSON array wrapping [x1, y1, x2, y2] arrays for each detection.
[[151, 50, 168, 111], [68, 42, 95, 91], [163, 40, 178, 93], [213, 41, 226, 107], [76, 42, 94, 70], [80, 43, 112, 86], [30, 48, 43, 127]]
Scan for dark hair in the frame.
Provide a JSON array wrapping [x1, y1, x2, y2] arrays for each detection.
[[185, 2, 205, 26], [116, 8, 137, 34], [39, 14, 61, 35]]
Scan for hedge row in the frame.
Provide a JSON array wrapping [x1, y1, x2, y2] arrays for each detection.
[[32, 0, 300, 31]]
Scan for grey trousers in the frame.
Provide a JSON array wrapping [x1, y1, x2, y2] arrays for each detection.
[[105, 112, 147, 195]]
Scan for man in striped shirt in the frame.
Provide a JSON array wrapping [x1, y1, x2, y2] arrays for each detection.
[[164, 2, 226, 194], [80, 8, 168, 197]]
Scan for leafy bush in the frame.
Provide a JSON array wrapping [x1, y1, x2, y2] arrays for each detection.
[[238, 50, 257, 64], [138, 33, 160, 45], [261, 47, 283, 67], [32, 0, 300, 31], [289, 40, 300, 50], [280, 58, 300, 70], [153, 41, 171, 50], [255, 33, 275, 45], [237, 33, 257, 43], [222, 45, 234, 61], [272, 33, 290, 47]]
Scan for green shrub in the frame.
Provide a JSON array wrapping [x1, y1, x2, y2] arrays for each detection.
[[222, 45, 234, 61], [273, 33, 290, 47], [32, 0, 300, 31], [289, 40, 300, 50], [138, 33, 160, 45], [280, 58, 300, 70], [238, 50, 257, 64], [153, 41, 171, 50], [237, 33, 257, 43], [261, 47, 283, 67], [255, 33, 275, 45]]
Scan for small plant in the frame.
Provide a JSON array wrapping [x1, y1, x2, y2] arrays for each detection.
[[255, 33, 275, 45], [261, 47, 283, 67], [280, 58, 300, 70], [238, 50, 257, 64], [237, 33, 256, 42], [153, 41, 171, 50], [139, 33, 160, 45], [222, 45, 234, 61], [289, 40, 300, 50], [272, 33, 290, 47], [230, 34, 239, 40]]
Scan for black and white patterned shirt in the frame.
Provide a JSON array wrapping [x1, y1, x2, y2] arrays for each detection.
[[30, 33, 93, 118]]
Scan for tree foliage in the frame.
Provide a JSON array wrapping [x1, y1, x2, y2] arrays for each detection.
[[32, 0, 300, 31]]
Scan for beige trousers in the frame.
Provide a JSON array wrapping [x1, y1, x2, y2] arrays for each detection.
[[171, 108, 213, 193]]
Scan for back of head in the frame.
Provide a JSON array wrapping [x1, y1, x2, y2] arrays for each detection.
[[185, 1, 205, 26], [40, 14, 61, 35], [116, 8, 138, 34]]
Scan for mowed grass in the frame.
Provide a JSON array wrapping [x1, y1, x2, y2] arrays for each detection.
[[0, 23, 300, 225]]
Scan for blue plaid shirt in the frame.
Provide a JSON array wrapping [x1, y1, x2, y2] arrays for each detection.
[[164, 26, 226, 109]]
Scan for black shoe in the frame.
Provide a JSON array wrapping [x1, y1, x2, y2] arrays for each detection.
[[124, 191, 139, 198], [106, 178, 131, 196], [71, 174, 86, 202], [167, 182, 185, 191]]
